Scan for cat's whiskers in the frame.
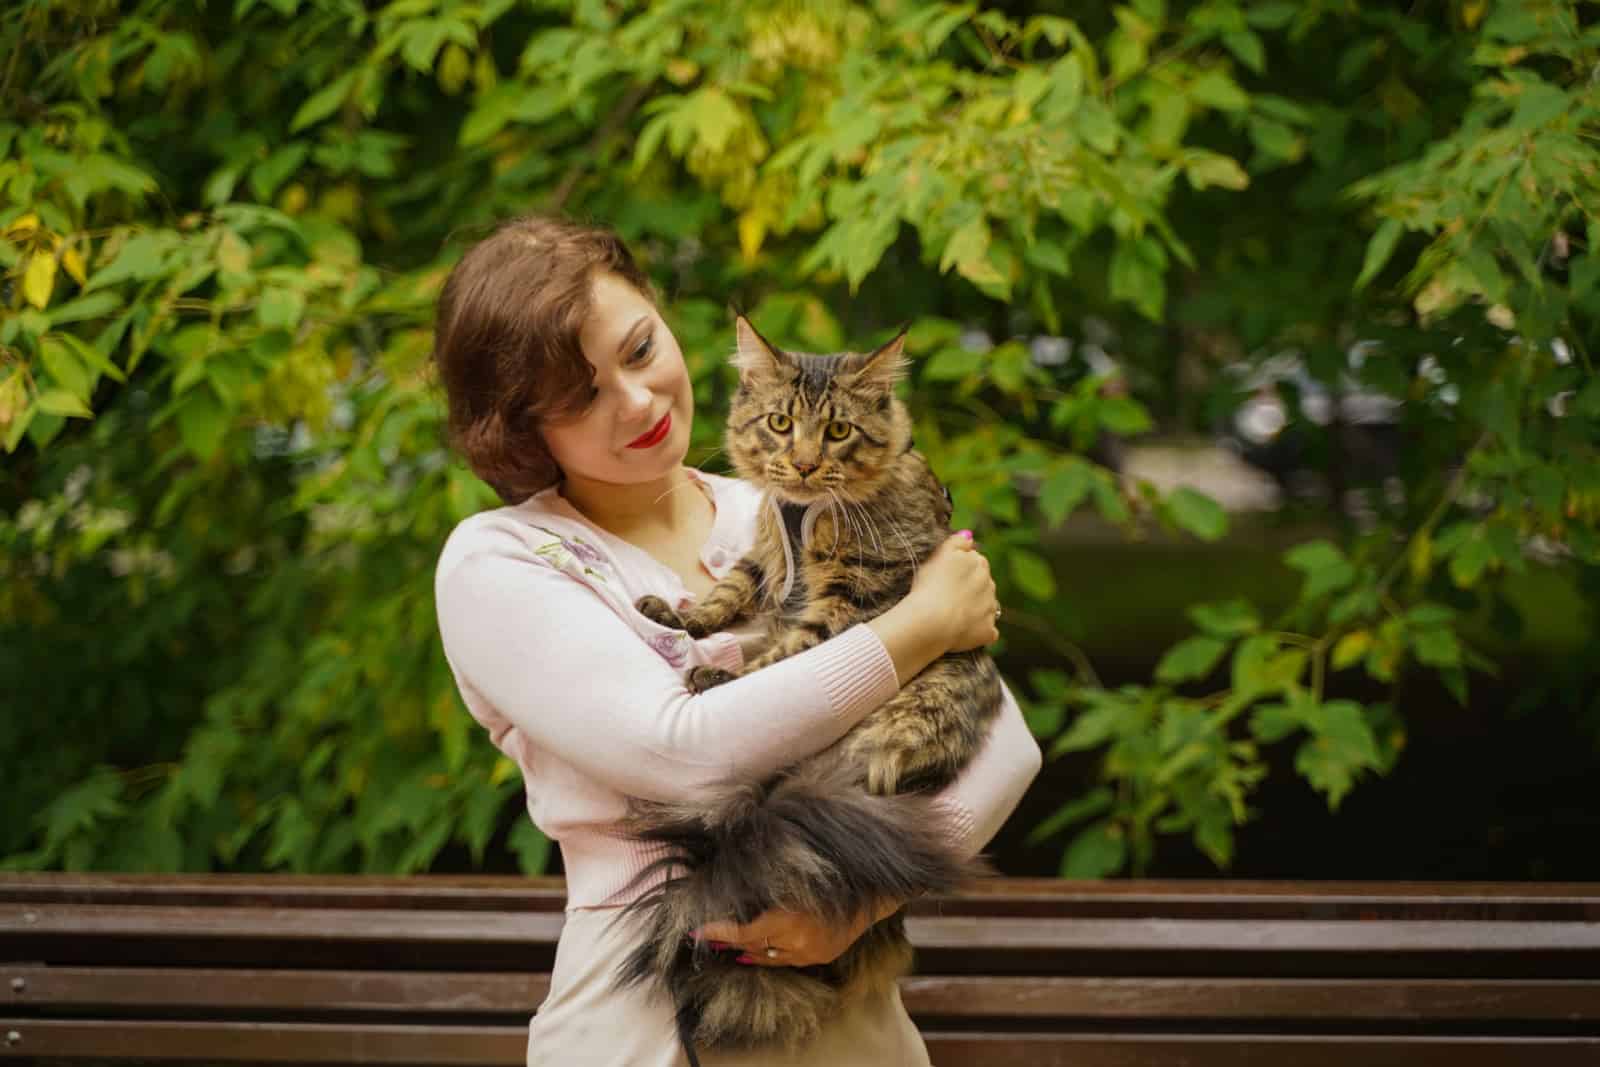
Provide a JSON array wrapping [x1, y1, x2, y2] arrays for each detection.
[[690, 445, 728, 468], [650, 473, 715, 508], [845, 497, 876, 569], [825, 489, 850, 563], [831, 489, 869, 568], [854, 498, 887, 558], [882, 510, 920, 584]]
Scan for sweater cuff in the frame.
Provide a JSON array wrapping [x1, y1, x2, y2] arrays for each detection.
[[811, 623, 899, 722], [706, 631, 744, 673], [932, 795, 981, 858]]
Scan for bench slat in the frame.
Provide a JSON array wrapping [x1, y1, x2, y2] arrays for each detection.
[[5, 967, 550, 1014], [922, 1032, 1600, 1067], [3, 1020, 1597, 1066], [900, 975, 1600, 1021], [9, 966, 1600, 1022], [4, 874, 1597, 920], [8, 904, 1598, 952]]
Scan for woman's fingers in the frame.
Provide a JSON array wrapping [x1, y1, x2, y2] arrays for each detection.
[[691, 909, 860, 968], [691, 919, 746, 945], [691, 917, 784, 967]]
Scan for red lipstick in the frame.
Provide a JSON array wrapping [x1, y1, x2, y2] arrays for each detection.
[[627, 412, 671, 449]]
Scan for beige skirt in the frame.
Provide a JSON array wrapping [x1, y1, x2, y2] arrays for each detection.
[[527, 905, 931, 1067]]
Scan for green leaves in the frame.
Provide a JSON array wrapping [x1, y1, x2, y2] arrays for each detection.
[[291, 70, 358, 132], [1188, 599, 1260, 638], [1354, 218, 1404, 291], [1284, 540, 1356, 600], [1059, 820, 1127, 879], [1039, 461, 1093, 527], [175, 386, 229, 461], [1109, 236, 1168, 320], [248, 144, 310, 202], [1008, 548, 1057, 600], [921, 346, 985, 382], [1164, 488, 1227, 541], [1188, 68, 1251, 112], [83, 231, 177, 292], [14, 768, 126, 872], [1156, 635, 1228, 683], [1183, 151, 1250, 191], [1292, 701, 1383, 812]]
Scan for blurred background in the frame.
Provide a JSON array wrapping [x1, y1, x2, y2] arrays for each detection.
[[2, 0, 1597, 884]]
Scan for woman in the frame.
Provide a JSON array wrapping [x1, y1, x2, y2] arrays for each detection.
[[431, 215, 1042, 1066]]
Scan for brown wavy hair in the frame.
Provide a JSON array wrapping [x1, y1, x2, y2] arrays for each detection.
[[432, 215, 655, 504]]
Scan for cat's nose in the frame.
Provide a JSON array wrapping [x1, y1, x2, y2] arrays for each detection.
[[793, 461, 818, 478]]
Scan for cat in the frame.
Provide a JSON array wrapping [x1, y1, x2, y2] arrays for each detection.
[[611, 315, 1004, 1056]]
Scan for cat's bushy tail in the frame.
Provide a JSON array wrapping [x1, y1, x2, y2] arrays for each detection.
[[609, 754, 984, 1049]]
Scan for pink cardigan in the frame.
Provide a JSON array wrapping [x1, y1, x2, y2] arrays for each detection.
[[434, 467, 1043, 909]]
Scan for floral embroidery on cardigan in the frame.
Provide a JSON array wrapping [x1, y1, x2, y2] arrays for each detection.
[[529, 524, 611, 585], [647, 631, 689, 667]]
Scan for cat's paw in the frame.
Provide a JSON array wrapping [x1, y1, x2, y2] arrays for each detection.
[[686, 665, 736, 693], [857, 739, 944, 796], [863, 749, 908, 796], [636, 595, 684, 630]]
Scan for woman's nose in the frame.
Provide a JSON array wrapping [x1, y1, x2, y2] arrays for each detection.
[[620, 378, 653, 418]]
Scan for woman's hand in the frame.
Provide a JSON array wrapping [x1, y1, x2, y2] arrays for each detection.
[[692, 897, 903, 968], [909, 531, 1000, 654]]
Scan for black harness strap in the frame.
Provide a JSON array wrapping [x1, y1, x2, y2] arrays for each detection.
[[675, 1006, 703, 1067]]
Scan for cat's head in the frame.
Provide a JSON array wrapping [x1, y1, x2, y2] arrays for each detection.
[[724, 315, 912, 506]]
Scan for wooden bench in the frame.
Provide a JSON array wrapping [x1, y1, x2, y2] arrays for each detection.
[[3, 874, 1598, 1065]]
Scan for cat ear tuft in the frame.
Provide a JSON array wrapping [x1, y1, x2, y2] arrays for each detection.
[[731, 315, 786, 385], [846, 328, 909, 390]]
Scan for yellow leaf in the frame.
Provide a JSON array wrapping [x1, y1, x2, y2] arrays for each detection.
[[61, 243, 88, 286], [23, 252, 56, 309], [1463, 0, 1487, 29], [473, 51, 498, 92], [4, 212, 39, 240], [437, 43, 471, 96], [1408, 531, 1432, 582], [217, 229, 251, 274], [0, 373, 23, 426], [664, 58, 699, 86], [1332, 630, 1371, 670], [738, 209, 767, 261], [280, 182, 308, 215], [489, 756, 519, 786]]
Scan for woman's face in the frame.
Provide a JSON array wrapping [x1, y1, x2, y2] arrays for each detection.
[[540, 270, 694, 486]]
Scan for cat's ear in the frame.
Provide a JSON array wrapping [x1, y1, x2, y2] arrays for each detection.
[[845, 327, 909, 391], [731, 314, 787, 385]]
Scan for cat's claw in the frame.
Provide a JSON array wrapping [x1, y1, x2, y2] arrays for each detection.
[[636, 595, 684, 629], [686, 665, 736, 693]]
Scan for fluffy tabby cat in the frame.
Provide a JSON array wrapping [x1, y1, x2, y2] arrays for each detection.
[[612, 315, 1003, 1056]]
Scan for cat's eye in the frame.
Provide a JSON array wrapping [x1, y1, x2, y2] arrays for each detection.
[[825, 420, 852, 441], [767, 413, 793, 433]]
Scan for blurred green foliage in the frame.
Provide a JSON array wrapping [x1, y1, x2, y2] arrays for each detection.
[[2, 0, 1597, 879]]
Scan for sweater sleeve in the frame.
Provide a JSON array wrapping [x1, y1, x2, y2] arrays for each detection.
[[436, 547, 899, 805], [929, 677, 1043, 859]]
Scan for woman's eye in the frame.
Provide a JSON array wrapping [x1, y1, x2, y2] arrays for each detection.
[[629, 334, 655, 364], [826, 420, 851, 440], [767, 413, 792, 433]]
